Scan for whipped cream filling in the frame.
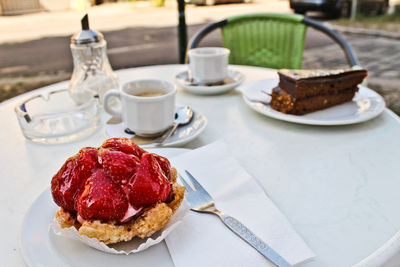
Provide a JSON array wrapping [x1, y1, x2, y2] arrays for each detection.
[[77, 214, 85, 224], [120, 203, 143, 223], [76, 203, 143, 224]]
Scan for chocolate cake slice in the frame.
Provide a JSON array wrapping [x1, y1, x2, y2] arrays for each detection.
[[270, 69, 368, 115]]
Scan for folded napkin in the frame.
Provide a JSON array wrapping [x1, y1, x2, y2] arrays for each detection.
[[166, 141, 315, 267]]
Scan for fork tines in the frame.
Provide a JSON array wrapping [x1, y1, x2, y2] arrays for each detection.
[[183, 171, 211, 195], [178, 173, 194, 192], [179, 170, 214, 204]]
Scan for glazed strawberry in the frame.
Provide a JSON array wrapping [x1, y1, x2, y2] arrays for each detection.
[[99, 149, 140, 184], [152, 153, 172, 179], [76, 147, 100, 180], [128, 153, 170, 206], [51, 148, 100, 212], [77, 169, 128, 221], [51, 156, 79, 212], [72, 147, 101, 209], [101, 138, 144, 158]]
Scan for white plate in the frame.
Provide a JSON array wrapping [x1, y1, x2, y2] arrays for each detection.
[[20, 148, 189, 267], [105, 108, 207, 147], [241, 78, 386, 126], [175, 69, 245, 95]]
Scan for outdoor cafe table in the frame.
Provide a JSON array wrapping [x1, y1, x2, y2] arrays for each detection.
[[1, 64, 400, 267]]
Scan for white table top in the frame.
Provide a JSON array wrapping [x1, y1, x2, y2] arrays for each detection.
[[1, 64, 400, 267]]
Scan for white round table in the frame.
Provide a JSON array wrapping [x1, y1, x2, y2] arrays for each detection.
[[1, 64, 400, 267]]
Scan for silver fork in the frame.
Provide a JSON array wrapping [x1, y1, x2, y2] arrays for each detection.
[[180, 170, 293, 267]]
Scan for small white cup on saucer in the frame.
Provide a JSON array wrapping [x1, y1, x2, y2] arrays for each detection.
[[188, 47, 230, 84], [103, 79, 176, 137]]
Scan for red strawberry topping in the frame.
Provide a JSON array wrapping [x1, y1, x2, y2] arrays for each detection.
[[51, 147, 100, 212], [76, 147, 100, 180], [99, 149, 140, 184], [101, 138, 144, 158], [128, 153, 170, 206], [73, 147, 100, 209], [152, 153, 172, 179], [51, 138, 173, 223], [77, 169, 128, 221], [51, 156, 79, 212]]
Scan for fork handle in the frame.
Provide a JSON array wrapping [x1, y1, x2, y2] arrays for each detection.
[[219, 214, 293, 267]]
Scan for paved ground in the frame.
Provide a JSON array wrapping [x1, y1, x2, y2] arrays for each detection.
[[0, 23, 334, 76], [0, 0, 399, 114], [0, 0, 332, 101], [0, 0, 291, 43], [302, 34, 400, 114]]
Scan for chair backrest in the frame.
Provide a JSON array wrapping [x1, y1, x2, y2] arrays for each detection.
[[187, 13, 359, 69], [221, 13, 306, 69]]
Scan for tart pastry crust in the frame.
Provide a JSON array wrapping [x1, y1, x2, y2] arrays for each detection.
[[55, 167, 185, 244]]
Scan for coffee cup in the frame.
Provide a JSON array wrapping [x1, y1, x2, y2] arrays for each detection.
[[188, 47, 230, 84], [103, 79, 176, 137]]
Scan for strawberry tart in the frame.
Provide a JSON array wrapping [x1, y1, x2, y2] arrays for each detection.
[[51, 138, 185, 244]]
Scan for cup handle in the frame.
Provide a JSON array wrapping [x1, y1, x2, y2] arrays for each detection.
[[103, 89, 122, 118]]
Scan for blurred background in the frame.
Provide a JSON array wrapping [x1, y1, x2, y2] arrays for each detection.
[[0, 0, 399, 113]]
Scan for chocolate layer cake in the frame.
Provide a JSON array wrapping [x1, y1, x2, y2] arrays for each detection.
[[270, 69, 368, 115]]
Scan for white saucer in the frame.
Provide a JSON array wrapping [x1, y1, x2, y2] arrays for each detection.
[[240, 77, 386, 126], [105, 108, 207, 147], [175, 69, 245, 95], [20, 148, 189, 267]]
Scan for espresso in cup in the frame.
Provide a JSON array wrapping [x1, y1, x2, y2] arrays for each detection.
[[134, 91, 166, 97], [188, 47, 230, 84], [103, 79, 176, 137]]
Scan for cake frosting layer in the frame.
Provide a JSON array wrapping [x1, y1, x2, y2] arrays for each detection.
[[278, 69, 367, 81], [278, 69, 367, 99]]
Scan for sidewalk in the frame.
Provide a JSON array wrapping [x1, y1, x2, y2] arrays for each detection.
[[0, 1, 399, 115], [0, 0, 289, 44], [0, 0, 291, 102], [303, 34, 400, 115]]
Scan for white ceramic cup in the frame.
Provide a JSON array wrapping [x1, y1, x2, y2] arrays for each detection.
[[188, 47, 230, 84], [103, 79, 176, 137]]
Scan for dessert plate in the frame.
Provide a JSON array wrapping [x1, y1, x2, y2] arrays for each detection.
[[174, 69, 245, 95], [105, 108, 207, 147], [20, 148, 189, 267], [240, 77, 386, 126]]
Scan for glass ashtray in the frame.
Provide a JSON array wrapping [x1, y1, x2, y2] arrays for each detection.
[[15, 89, 100, 144]]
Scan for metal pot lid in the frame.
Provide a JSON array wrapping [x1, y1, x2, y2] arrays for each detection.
[[71, 14, 104, 45]]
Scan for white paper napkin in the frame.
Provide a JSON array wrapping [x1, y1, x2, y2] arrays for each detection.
[[166, 141, 315, 267]]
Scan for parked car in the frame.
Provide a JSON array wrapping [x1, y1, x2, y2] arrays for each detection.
[[289, 0, 389, 18]]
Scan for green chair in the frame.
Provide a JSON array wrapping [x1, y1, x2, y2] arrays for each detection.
[[187, 13, 359, 69]]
